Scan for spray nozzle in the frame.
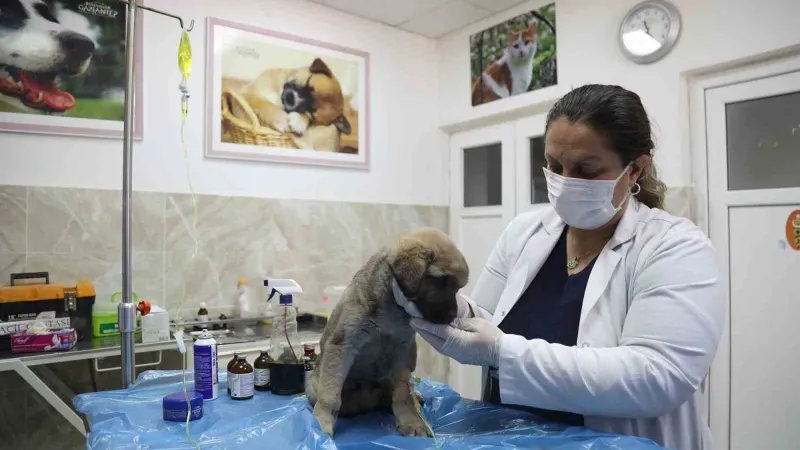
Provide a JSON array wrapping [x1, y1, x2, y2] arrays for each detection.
[[264, 279, 303, 303]]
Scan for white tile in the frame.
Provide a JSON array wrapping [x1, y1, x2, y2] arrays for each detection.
[[314, 0, 451, 27], [462, 0, 529, 13], [399, 1, 493, 38]]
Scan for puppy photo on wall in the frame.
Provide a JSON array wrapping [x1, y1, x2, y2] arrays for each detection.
[[0, 0, 132, 122], [207, 19, 369, 169], [306, 227, 469, 437]]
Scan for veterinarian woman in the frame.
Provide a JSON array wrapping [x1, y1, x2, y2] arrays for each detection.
[[394, 84, 725, 450]]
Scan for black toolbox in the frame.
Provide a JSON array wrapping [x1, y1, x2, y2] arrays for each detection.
[[0, 272, 96, 350]]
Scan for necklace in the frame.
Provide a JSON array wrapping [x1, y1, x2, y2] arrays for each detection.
[[566, 244, 607, 270]]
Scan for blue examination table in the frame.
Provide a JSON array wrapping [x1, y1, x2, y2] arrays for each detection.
[[74, 370, 664, 449]]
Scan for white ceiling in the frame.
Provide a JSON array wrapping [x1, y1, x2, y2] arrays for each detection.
[[307, 0, 529, 38]]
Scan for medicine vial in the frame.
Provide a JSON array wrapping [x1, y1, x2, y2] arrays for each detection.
[[254, 350, 272, 392], [229, 354, 254, 400]]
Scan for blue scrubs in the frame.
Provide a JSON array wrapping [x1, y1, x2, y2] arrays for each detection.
[[485, 228, 594, 427]]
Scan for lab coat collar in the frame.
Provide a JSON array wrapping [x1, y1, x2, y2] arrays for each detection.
[[490, 199, 643, 327]]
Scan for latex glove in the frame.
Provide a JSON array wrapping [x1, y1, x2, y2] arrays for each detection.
[[391, 278, 472, 319], [410, 317, 502, 367]]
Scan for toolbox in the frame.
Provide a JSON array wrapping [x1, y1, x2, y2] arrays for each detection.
[[0, 272, 96, 351]]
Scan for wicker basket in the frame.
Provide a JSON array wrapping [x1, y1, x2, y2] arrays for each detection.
[[221, 89, 297, 149]]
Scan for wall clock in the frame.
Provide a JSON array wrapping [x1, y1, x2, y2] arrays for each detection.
[[619, 0, 681, 64]]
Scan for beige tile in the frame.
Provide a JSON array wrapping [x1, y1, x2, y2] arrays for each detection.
[[164, 196, 364, 316], [26, 252, 164, 307], [360, 203, 450, 261], [0, 186, 26, 253], [27, 187, 164, 254], [0, 253, 26, 285]]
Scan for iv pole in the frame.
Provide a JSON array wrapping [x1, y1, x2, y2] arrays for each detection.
[[118, 0, 194, 388]]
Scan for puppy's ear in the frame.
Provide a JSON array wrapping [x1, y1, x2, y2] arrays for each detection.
[[388, 237, 433, 296], [310, 58, 334, 77], [332, 115, 352, 135]]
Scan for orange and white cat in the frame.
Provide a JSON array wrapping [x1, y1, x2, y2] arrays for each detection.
[[471, 23, 538, 106]]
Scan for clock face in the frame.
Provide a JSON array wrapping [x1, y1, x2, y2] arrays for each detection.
[[621, 5, 672, 57]]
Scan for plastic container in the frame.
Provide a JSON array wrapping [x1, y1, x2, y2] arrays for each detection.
[[141, 305, 169, 343], [236, 279, 251, 318], [269, 346, 304, 396], [162, 392, 203, 422], [92, 291, 139, 338], [193, 330, 218, 400]]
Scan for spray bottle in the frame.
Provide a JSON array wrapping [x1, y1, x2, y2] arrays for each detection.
[[193, 329, 218, 400], [264, 279, 305, 395]]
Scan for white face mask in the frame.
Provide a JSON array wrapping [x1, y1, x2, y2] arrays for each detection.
[[543, 163, 634, 230]]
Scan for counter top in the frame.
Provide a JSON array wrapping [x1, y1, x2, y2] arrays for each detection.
[[0, 318, 327, 366]]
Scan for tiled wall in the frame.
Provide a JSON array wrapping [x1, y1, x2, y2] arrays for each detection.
[[0, 185, 449, 314]]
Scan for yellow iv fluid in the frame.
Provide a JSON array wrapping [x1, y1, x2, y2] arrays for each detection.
[[178, 30, 192, 80]]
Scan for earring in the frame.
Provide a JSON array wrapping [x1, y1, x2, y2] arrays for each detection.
[[631, 183, 642, 195]]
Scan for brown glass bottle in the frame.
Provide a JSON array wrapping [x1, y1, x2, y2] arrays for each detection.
[[253, 350, 272, 392], [229, 355, 254, 400], [226, 352, 240, 395], [303, 344, 317, 362]]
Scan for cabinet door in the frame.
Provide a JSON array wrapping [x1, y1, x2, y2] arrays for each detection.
[[449, 122, 515, 400], [706, 68, 800, 450], [515, 115, 550, 215]]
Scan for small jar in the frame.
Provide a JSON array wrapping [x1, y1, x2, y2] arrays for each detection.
[[198, 302, 209, 323], [229, 355, 254, 400], [254, 350, 272, 392], [226, 352, 241, 395], [303, 344, 317, 362]]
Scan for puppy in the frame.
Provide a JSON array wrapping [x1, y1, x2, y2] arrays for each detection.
[[306, 227, 469, 437], [0, 0, 96, 113], [234, 58, 352, 143]]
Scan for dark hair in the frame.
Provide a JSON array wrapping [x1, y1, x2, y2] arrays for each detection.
[[545, 84, 667, 210]]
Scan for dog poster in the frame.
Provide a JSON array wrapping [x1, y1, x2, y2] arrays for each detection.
[[470, 3, 557, 107], [206, 18, 369, 169], [0, 0, 143, 138]]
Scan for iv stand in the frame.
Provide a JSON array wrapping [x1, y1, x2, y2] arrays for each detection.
[[118, 0, 194, 388]]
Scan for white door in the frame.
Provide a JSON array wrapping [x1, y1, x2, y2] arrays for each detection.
[[706, 69, 800, 450], [448, 123, 515, 399], [515, 114, 550, 215]]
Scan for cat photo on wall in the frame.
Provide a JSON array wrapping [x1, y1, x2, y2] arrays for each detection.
[[470, 3, 557, 107]]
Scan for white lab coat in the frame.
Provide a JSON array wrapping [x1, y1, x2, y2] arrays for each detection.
[[462, 199, 725, 450]]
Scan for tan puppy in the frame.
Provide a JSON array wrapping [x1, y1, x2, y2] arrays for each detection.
[[306, 228, 469, 437], [234, 58, 352, 143]]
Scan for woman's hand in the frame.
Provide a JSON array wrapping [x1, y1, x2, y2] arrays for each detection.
[[411, 317, 503, 367]]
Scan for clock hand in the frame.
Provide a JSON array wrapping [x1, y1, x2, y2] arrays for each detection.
[[643, 20, 651, 35]]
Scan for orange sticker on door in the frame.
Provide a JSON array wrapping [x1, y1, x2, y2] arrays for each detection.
[[787, 209, 800, 251]]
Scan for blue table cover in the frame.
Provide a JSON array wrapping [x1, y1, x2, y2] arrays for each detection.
[[73, 370, 664, 449]]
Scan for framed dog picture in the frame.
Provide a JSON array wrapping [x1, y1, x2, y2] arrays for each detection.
[[0, 0, 144, 139], [206, 18, 370, 169]]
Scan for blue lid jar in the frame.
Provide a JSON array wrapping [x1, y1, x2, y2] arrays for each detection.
[[162, 391, 204, 422]]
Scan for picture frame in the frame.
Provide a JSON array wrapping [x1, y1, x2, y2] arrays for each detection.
[[0, 2, 144, 140], [470, 3, 557, 107], [205, 17, 370, 169]]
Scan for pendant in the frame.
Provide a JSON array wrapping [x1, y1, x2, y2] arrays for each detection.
[[567, 257, 579, 270]]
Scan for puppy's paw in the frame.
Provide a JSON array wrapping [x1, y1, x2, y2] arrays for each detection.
[[396, 413, 433, 438], [271, 114, 290, 133], [287, 112, 308, 134]]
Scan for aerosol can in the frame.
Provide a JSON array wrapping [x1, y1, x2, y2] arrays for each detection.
[[193, 329, 218, 400]]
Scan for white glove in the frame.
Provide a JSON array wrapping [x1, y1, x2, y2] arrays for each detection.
[[410, 317, 503, 367], [391, 278, 472, 319]]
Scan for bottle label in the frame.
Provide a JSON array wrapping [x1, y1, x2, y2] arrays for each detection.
[[227, 370, 232, 391], [193, 343, 218, 400], [230, 372, 254, 398], [199, 316, 209, 323], [254, 368, 270, 387]]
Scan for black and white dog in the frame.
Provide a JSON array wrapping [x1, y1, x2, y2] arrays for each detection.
[[0, 0, 97, 113]]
